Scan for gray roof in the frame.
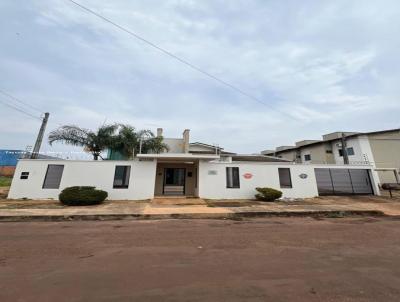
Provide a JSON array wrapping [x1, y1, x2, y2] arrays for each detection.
[[231, 154, 291, 162]]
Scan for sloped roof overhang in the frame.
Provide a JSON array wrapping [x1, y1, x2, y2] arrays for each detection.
[[137, 153, 220, 162]]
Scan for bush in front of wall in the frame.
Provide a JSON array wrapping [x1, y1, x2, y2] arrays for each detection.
[[59, 186, 108, 206], [255, 187, 282, 202]]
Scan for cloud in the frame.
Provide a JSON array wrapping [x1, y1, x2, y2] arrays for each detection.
[[0, 0, 399, 154]]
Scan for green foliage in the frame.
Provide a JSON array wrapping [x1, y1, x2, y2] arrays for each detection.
[[48, 123, 169, 160], [0, 176, 12, 187], [59, 186, 108, 206], [109, 124, 169, 158], [255, 187, 282, 202], [49, 124, 118, 160]]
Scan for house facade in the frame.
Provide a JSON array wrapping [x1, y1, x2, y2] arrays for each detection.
[[9, 129, 380, 200], [262, 129, 400, 184]]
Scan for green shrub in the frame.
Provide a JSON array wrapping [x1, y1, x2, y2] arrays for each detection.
[[59, 186, 108, 206], [255, 187, 282, 202]]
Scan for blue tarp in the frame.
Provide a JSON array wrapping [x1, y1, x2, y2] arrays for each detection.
[[0, 150, 24, 166]]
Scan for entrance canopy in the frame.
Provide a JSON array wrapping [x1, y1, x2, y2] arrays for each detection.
[[143, 154, 213, 197], [137, 153, 220, 162]]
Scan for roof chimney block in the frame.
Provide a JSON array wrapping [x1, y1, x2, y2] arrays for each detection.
[[183, 129, 190, 153]]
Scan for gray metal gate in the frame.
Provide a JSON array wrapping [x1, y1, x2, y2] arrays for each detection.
[[315, 168, 373, 195]]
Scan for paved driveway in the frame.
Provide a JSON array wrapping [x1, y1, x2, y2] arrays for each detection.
[[1, 217, 400, 301]]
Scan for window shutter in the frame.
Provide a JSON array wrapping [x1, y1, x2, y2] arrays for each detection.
[[113, 166, 131, 188], [43, 165, 64, 189], [278, 168, 292, 188], [226, 167, 240, 188]]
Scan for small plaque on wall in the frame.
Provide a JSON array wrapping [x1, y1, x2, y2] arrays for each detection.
[[208, 170, 218, 175]]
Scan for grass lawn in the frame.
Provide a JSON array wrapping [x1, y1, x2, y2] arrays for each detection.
[[0, 176, 12, 187]]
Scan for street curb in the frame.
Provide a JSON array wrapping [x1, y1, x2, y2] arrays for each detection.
[[0, 210, 386, 222]]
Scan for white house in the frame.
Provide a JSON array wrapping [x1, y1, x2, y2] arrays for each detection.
[[8, 129, 379, 200]]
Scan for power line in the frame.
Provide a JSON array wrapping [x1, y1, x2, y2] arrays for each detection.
[[0, 89, 44, 114], [0, 98, 42, 121], [66, 0, 298, 121]]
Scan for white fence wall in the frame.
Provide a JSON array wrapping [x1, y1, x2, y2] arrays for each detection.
[[8, 159, 157, 200], [8, 159, 379, 200], [198, 161, 378, 199]]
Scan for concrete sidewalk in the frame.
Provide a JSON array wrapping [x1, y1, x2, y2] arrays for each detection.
[[0, 196, 399, 221]]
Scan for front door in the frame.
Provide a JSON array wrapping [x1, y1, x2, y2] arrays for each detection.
[[163, 168, 186, 195]]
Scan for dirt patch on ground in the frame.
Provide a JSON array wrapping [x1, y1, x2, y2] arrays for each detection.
[[0, 199, 151, 210], [206, 195, 400, 207], [0, 199, 64, 209]]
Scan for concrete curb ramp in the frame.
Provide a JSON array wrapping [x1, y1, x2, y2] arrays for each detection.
[[0, 210, 386, 222]]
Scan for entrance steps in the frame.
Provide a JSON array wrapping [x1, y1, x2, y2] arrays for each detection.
[[153, 196, 198, 199], [152, 197, 206, 206]]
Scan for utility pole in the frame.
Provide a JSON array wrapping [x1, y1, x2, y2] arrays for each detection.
[[341, 132, 349, 165], [31, 112, 50, 159]]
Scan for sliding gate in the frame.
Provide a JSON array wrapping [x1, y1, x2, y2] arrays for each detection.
[[315, 168, 374, 196]]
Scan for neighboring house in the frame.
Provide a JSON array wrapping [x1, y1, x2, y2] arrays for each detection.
[[9, 129, 380, 200], [262, 129, 400, 184]]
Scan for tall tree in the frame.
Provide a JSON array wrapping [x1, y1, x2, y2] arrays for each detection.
[[48, 124, 118, 160], [111, 124, 169, 158]]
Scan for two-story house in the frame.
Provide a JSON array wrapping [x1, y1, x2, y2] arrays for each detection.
[[262, 129, 400, 184]]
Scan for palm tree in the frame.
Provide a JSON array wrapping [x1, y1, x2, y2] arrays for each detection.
[[48, 124, 118, 160], [110, 124, 139, 159], [111, 124, 169, 158], [139, 131, 169, 154]]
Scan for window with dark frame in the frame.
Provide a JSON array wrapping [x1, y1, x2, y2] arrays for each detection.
[[347, 147, 355, 156], [42, 165, 64, 189], [20, 172, 29, 180], [113, 165, 131, 189], [226, 167, 240, 188], [304, 154, 311, 161], [278, 168, 292, 188]]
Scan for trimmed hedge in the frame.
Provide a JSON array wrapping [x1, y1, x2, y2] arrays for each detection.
[[59, 186, 108, 206], [255, 187, 282, 202]]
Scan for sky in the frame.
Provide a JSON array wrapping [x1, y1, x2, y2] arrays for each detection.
[[0, 0, 399, 157]]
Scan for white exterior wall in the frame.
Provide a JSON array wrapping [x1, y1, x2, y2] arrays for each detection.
[[198, 161, 378, 199], [331, 136, 380, 185], [8, 159, 157, 200], [331, 136, 373, 165], [8, 159, 379, 201]]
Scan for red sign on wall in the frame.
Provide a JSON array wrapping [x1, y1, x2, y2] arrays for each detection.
[[243, 173, 253, 179]]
